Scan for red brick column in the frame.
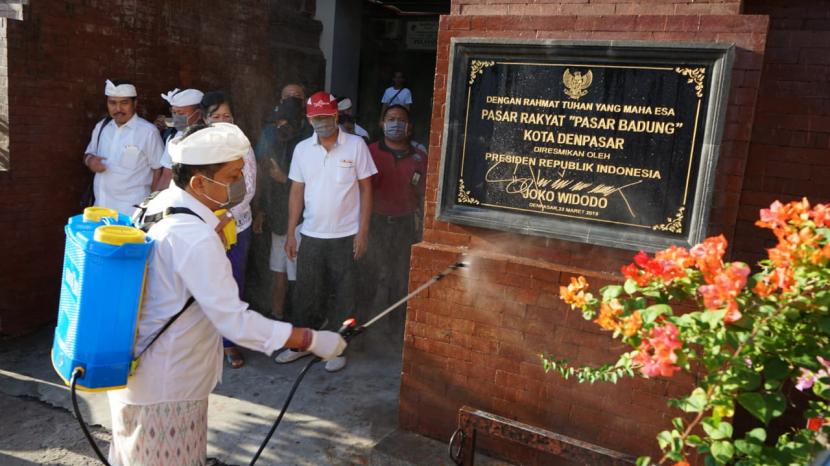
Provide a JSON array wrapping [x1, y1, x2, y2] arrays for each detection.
[[401, 4, 769, 462]]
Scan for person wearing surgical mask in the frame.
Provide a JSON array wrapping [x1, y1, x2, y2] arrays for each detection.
[[155, 88, 205, 190], [196, 91, 257, 369], [108, 123, 347, 466], [276, 91, 377, 373], [364, 105, 428, 338], [253, 96, 307, 326]]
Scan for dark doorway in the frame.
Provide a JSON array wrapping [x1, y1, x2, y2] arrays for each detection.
[[355, 1, 450, 148]]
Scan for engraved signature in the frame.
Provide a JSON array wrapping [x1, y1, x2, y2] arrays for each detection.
[[484, 161, 642, 218]]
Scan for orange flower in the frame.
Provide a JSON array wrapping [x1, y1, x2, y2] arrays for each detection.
[[673, 461, 691, 466], [699, 262, 749, 323], [595, 299, 623, 331], [810, 203, 830, 228], [560, 276, 590, 308], [622, 311, 643, 337], [690, 235, 727, 283]]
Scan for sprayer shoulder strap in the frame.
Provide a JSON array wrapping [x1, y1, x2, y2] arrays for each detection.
[[139, 296, 196, 358]]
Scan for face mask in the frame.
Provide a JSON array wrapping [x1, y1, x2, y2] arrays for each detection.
[[200, 176, 247, 209], [310, 117, 337, 138], [172, 113, 190, 131], [383, 121, 408, 141]]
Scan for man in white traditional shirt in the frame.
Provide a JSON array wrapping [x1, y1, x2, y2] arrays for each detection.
[[83, 79, 166, 215], [107, 122, 347, 466], [155, 87, 204, 189]]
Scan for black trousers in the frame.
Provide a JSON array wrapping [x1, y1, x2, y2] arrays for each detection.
[[361, 213, 417, 332], [293, 234, 356, 330]]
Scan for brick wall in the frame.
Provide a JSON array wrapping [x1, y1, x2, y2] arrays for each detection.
[[0, 0, 324, 335], [401, 4, 769, 463], [0, 18, 8, 170], [734, 0, 830, 264], [450, 0, 743, 16]]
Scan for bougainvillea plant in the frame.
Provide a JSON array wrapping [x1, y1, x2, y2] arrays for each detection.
[[545, 199, 830, 465]]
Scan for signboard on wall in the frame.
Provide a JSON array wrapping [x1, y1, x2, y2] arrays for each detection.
[[406, 21, 438, 50], [437, 39, 734, 251]]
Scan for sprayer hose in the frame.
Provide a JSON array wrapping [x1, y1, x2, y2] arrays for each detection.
[[70, 368, 111, 466], [249, 356, 320, 466]]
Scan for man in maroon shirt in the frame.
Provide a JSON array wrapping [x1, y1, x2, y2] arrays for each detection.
[[366, 105, 427, 334]]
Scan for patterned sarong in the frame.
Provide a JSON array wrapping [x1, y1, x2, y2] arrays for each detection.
[[108, 397, 208, 466]]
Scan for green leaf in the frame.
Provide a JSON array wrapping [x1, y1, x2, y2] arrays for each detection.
[[734, 439, 762, 456], [624, 279, 638, 295], [601, 285, 623, 300], [672, 417, 684, 431], [701, 309, 726, 328], [746, 427, 766, 443], [816, 290, 830, 309], [738, 371, 762, 391], [656, 430, 673, 450], [702, 418, 733, 440], [737, 392, 786, 424], [711, 440, 734, 463], [635, 457, 652, 466], [642, 304, 672, 325], [818, 316, 830, 336], [679, 387, 708, 413], [763, 359, 790, 381], [686, 434, 704, 446]]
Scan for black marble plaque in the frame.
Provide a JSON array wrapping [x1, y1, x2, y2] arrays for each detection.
[[437, 39, 734, 251]]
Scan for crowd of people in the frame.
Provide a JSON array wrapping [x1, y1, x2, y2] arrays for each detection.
[[82, 73, 424, 464]]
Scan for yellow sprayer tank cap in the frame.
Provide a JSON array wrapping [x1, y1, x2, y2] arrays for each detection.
[[83, 207, 119, 223], [94, 225, 146, 246]]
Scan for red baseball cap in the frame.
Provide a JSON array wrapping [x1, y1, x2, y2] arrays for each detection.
[[306, 91, 338, 117]]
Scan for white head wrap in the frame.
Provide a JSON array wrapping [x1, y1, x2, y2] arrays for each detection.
[[168, 123, 250, 166], [104, 79, 137, 97], [337, 98, 352, 112], [161, 88, 204, 107]]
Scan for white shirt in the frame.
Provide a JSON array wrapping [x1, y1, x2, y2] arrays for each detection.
[[159, 130, 181, 170], [289, 130, 377, 239], [85, 114, 165, 215], [229, 147, 257, 231], [381, 86, 413, 106], [108, 185, 292, 405]]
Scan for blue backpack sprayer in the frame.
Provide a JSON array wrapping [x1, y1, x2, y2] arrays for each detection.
[[52, 206, 466, 465]]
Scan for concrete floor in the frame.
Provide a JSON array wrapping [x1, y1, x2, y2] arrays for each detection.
[[0, 327, 404, 465]]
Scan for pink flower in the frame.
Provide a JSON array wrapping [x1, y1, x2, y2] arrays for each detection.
[[634, 323, 682, 378], [690, 235, 728, 283], [795, 357, 830, 392]]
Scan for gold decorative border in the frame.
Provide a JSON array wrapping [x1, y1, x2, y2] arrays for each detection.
[[652, 206, 685, 234], [675, 67, 705, 98], [469, 60, 495, 86], [457, 179, 480, 205]]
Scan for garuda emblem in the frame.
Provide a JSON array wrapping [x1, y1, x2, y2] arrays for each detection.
[[563, 68, 592, 100]]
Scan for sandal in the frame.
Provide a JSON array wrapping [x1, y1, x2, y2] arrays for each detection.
[[224, 347, 245, 369]]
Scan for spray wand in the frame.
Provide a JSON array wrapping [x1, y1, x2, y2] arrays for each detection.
[[249, 260, 467, 465]]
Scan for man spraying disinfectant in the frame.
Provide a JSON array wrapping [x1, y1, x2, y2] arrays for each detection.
[[105, 122, 347, 465]]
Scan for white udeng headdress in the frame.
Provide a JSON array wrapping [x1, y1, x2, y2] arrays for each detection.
[[104, 79, 137, 97], [168, 123, 250, 166], [161, 88, 204, 107]]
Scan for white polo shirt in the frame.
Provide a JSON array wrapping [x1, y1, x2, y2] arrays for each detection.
[[85, 114, 165, 215], [288, 130, 377, 239]]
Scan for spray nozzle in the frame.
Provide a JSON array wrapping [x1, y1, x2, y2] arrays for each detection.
[[338, 318, 357, 333]]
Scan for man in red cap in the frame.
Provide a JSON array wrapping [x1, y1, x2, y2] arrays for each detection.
[[278, 91, 377, 372]]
